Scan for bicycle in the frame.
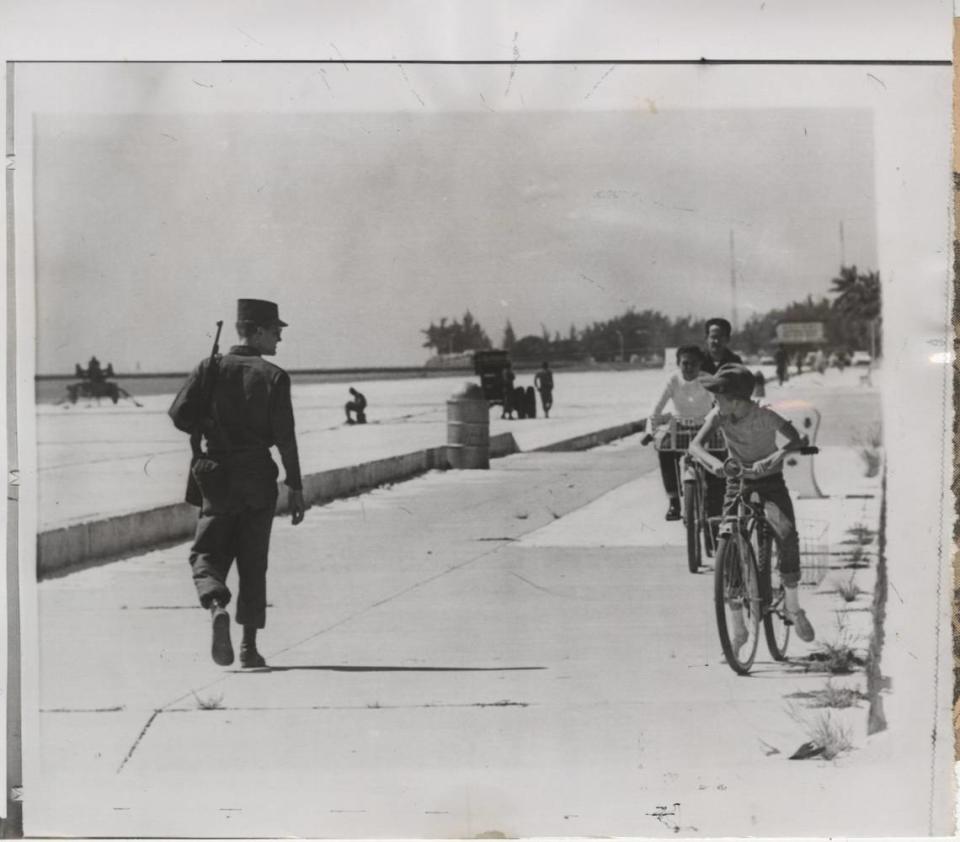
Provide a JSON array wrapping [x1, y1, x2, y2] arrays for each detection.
[[642, 416, 726, 573], [696, 447, 819, 675]]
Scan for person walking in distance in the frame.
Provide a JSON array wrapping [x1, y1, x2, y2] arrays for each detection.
[[534, 361, 555, 418], [700, 317, 743, 375], [501, 362, 516, 419], [169, 299, 306, 668], [774, 344, 790, 386]]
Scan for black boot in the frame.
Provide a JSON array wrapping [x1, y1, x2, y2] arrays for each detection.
[[239, 626, 266, 668], [210, 600, 234, 666]]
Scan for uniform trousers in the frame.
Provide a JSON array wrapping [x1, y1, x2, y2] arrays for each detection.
[[189, 502, 276, 629]]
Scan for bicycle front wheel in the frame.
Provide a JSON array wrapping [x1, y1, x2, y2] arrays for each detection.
[[682, 480, 702, 573], [759, 529, 791, 661], [714, 534, 761, 675]]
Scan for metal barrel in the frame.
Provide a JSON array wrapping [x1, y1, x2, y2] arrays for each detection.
[[446, 386, 490, 469]]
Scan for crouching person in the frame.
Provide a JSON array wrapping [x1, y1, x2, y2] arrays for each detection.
[[169, 298, 306, 668]]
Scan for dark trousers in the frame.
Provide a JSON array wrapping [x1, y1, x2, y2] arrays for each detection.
[[189, 503, 276, 628], [539, 389, 553, 415], [724, 472, 800, 586], [658, 452, 725, 517]]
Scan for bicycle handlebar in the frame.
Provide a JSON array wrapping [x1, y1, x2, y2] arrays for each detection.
[[723, 444, 820, 478]]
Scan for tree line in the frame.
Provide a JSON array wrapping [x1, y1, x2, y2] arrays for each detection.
[[422, 265, 881, 362]]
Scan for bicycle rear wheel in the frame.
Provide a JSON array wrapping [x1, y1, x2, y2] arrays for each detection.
[[682, 479, 702, 573], [714, 534, 761, 675], [759, 529, 791, 661]]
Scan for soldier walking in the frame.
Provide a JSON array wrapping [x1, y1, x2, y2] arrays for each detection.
[[169, 299, 306, 668], [534, 361, 555, 418]]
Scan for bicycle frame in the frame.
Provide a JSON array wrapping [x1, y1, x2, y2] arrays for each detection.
[[645, 417, 726, 569]]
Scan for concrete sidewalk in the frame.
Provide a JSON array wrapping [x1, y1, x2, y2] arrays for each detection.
[[29, 379, 953, 837]]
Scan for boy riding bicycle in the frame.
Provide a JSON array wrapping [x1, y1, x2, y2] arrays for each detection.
[[688, 363, 815, 643], [647, 345, 725, 521]]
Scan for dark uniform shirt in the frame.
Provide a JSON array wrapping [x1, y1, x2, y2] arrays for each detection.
[[169, 345, 303, 492], [700, 347, 743, 375], [534, 370, 554, 392]]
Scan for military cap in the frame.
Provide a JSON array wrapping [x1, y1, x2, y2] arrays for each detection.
[[699, 363, 756, 399], [237, 298, 288, 327]]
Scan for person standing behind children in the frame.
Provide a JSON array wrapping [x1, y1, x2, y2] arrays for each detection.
[[689, 363, 815, 646], [647, 346, 723, 521], [534, 361, 554, 418], [701, 317, 743, 375]]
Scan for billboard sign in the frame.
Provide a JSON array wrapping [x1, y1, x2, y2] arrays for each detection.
[[775, 321, 825, 344]]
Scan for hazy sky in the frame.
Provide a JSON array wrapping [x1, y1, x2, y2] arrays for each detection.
[[20, 63, 876, 373]]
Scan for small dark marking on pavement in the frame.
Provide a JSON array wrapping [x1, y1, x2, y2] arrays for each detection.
[[117, 709, 162, 773], [508, 570, 569, 599]]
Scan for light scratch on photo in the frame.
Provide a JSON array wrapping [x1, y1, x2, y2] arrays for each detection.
[[330, 43, 350, 71], [236, 27, 265, 47], [585, 66, 615, 100], [866, 73, 887, 90], [395, 61, 426, 107], [317, 68, 332, 93], [480, 93, 496, 113], [504, 32, 520, 97]]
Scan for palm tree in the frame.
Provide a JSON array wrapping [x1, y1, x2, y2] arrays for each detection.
[[830, 265, 881, 354]]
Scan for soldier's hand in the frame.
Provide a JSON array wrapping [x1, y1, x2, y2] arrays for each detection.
[[289, 490, 306, 525]]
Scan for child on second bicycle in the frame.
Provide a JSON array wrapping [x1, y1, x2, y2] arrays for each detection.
[[647, 345, 726, 521], [689, 363, 815, 643]]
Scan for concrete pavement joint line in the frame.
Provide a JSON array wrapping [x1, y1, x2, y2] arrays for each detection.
[[42, 706, 125, 713], [116, 709, 161, 774], [221, 664, 545, 672], [163, 701, 533, 712]]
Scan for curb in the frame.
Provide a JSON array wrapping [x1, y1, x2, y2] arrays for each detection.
[[36, 421, 642, 578]]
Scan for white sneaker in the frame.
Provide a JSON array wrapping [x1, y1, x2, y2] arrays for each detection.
[[787, 608, 815, 642]]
